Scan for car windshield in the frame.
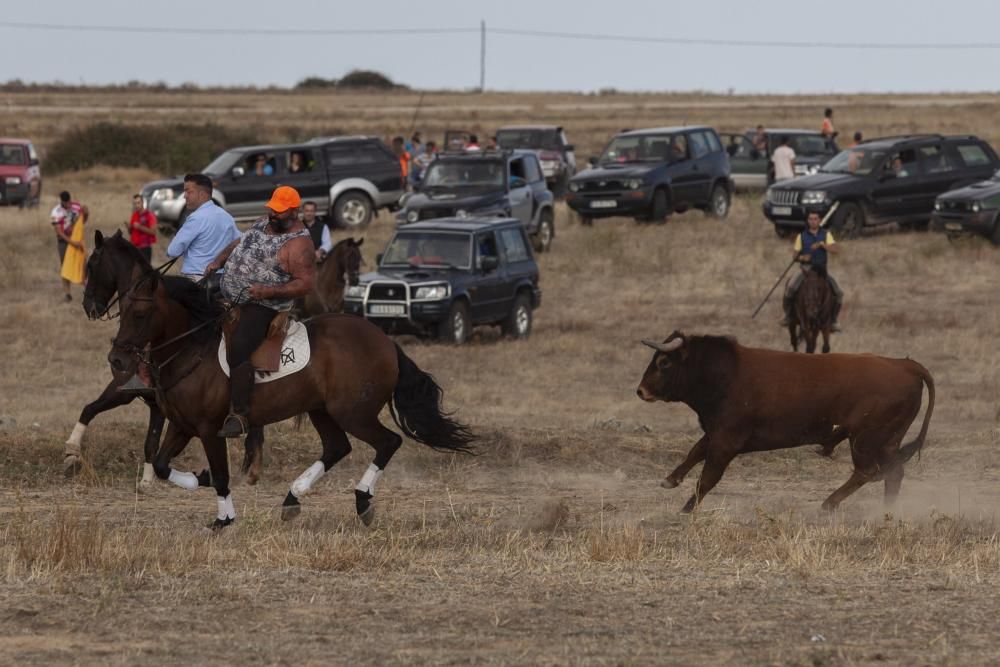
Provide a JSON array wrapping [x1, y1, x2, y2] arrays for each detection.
[[382, 232, 471, 269], [820, 147, 889, 176], [598, 135, 675, 164], [771, 134, 837, 157], [421, 160, 505, 189], [496, 129, 560, 151], [202, 150, 241, 176], [0, 144, 26, 165]]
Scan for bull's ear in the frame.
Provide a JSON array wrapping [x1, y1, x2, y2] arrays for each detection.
[[94, 229, 104, 247]]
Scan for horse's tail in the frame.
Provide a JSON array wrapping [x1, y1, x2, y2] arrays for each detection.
[[895, 361, 935, 466], [389, 344, 476, 453]]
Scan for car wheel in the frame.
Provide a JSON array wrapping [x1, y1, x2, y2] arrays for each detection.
[[501, 293, 533, 339], [649, 189, 668, 223], [333, 191, 373, 229], [439, 301, 470, 345], [532, 210, 554, 253], [708, 183, 730, 219], [832, 202, 864, 239]]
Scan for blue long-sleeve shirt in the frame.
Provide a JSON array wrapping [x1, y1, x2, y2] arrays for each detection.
[[166, 201, 242, 276]]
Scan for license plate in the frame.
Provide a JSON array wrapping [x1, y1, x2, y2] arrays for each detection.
[[369, 304, 405, 315], [772, 206, 792, 216], [590, 200, 617, 209], [945, 223, 963, 231]]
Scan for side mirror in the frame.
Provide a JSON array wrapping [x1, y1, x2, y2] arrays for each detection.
[[376, 252, 384, 265], [30, 158, 39, 166], [231, 166, 245, 178], [481, 255, 499, 272], [564, 144, 575, 152]]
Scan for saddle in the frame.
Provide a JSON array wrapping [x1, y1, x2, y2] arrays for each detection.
[[222, 308, 291, 373]]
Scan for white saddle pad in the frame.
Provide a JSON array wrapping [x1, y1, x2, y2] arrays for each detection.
[[217, 320, 311, 384]]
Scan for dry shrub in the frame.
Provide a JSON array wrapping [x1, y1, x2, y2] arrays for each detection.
[[584, 522, 649, 562]]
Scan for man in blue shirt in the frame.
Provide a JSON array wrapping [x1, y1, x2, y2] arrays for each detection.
[[166, 173, 242, 279]]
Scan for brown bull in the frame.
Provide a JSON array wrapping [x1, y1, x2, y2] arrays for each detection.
[[636, 332, 935, 512]]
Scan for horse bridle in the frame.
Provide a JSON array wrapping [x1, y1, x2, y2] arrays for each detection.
[[90, 250, 179, 321]]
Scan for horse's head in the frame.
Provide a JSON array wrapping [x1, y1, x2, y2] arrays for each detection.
[[799, 268, 831, 324], [84, 230, 138, 319], [339, 237, 364, 286]]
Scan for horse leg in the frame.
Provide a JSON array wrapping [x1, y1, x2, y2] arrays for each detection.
[[821, 327, 831, 354], [663, 435, 707, 488], [65, 377, 136, 476], [153, 422, 210, 491], [805, 326, 818, 354], [788, 322, 799, 352], [342, 416, 403, 527], [138, 400, 166, 490], [202, 434, 235, 530], [281, 410, 352, 522]]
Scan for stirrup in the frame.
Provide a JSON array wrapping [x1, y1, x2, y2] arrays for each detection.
[[218, 414, 250, 438], [118, 374, 153, 395]]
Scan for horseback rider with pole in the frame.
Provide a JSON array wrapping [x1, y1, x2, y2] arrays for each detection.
[[780, 209, 844, 331], [205, 185, 316, 438]]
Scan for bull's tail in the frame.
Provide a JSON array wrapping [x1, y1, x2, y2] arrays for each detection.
[[390, 344, 476, 454], [896, 361, 935, 466]]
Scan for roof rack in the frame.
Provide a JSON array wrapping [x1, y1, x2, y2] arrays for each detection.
[[863, 134, 944, 143]]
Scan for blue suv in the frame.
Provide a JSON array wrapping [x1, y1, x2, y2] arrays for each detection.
[[565, 126, 731, 224]]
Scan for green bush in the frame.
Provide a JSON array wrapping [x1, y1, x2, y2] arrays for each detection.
[[46, 122, 262, 175], [337, 69, 399, 89]]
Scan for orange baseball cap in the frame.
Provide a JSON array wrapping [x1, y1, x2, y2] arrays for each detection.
[[266, 185, 302, 213]]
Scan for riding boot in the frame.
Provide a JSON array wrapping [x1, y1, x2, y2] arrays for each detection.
[[218, 362, 255, 438], [831, 300, 843, 333], [779, 293, 794, 326]]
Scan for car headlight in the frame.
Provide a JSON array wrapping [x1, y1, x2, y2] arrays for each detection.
[[568, 181, 581, 193], [414, 284, 449, 300], [800, 191, 828, 205], [623, 178, 643, 190], [456, 209, 468, 218], [971, 202, 981, 213], [345, 285, 366, 298], [406, 210, 419, 223], [151, 188, 175, 201], [539, 159, 559, 169], [5, 176, 21, 185], [934, 201, 942, 211]]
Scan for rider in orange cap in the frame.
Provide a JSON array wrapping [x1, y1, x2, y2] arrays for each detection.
[[206, 185, 317, 437]]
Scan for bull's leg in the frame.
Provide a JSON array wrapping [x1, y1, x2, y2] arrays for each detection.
[[821, 469, 870, 511], [681, 449, 738, 513], [663, 435, 707, 488], [817, 425, 849, 458], [883, 464, 904, 506], [139, 401, 166, 490]]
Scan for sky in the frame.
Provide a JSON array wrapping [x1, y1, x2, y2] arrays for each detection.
[[2, 0, 1000, 93]]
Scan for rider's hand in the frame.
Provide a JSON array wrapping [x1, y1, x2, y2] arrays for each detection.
[[248, 284, 271, 300], [811, 241, 824, 250], [204, 261, 220, 276]]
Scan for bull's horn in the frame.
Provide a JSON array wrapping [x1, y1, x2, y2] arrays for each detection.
[[641, 338, 683, 353]]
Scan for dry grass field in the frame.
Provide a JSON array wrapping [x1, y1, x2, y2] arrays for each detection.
[[1, 90, 1000, 665]]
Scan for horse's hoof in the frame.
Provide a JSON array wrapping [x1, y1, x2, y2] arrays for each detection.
[[63, 456, 82, 479], [137, 479, 154, 494], [281, 505, 301, 522], [204, 517, 234, 533], [358, 505, 375, 527], [246, 471, 260, 486], [661, 477, 680, 489]]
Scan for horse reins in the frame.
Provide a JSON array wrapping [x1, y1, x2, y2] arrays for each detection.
[[94, 255, 180, 321]]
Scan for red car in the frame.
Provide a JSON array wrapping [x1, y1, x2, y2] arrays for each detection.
[[0, 138, 42, 207]]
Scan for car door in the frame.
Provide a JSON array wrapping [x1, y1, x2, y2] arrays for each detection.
[[496, 226, 532, 312], [507, 157, 534, 225], [275, 147, 329, 211], [687, 130, 715, 205], [913, 144, 960, 216], [721, 133, 766, 188], [224, 150, 281, 220], [665, 133, 700, 207], [870, 148, 923, 221], [470, 231, 507, 322], [522, 154, 547, 232]]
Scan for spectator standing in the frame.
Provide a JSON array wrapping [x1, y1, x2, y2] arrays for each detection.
[[302, 200, 332, 261], [487, 135, 498, 150], [166, 173, 241, 280], [414, 140, 437, 175], [771, 136, 797, 182], [465, 134, 482, 152], [752, 125, 767, 152], [392, 136, 411, 187], [51, 190, 88, 302], [129, 193, 157, 263], [821, 108, 837, 140]]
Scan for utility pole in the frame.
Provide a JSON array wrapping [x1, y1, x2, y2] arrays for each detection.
[[479, 20, 486, 93]]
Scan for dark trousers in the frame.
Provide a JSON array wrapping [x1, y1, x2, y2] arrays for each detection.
[[229, 303, 278, 368], [57, 240, 68, 264], [138, 246, 153, 263]]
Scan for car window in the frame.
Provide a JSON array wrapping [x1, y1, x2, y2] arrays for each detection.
[[705, 131, 722, 153], [326, 145, 356, 168], [885, 149, 919, 179], [670, 135, 688, 161], [357, 143, 392, 164], [955, 143, 991, 167], [689, 132, 709, 159], [423, 160, 504, 188], [496, 129, 561, 151], [244, 152, 276, 177], [286, 149, 316, 174], [498, 227, 530, 263], [383, 232, 471, 269], [523, 156, 543, 183], [476, 232, 498, 269], [0, 144, 26, 165], [509, 158, 527, 184], [918, 145, 956, 174]]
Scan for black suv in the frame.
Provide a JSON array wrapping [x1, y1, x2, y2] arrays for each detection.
[[344, 218, 541, 344], [495, 125, 576, 195], [763, 134, 1000, 238], [396, 150, 556, 252], [142, 136, 403, 231], [565, 126, 732, 224], [932, 169, 1000, 244]]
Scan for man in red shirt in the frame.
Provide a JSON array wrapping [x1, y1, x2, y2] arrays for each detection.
[[129, 193, 157, 262]]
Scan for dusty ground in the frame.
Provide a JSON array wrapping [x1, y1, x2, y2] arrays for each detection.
[[1, 90, 1000, 665]]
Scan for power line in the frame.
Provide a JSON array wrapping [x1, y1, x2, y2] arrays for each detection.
[[0, 21, 476, 36]]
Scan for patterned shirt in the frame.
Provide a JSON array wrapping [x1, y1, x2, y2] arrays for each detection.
[[221, 219, 309, 310]]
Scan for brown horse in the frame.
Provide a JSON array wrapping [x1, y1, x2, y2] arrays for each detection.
[[87, 231, 474, 529], [789, 266, 834, 354], [301, 237, 363, 316]]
